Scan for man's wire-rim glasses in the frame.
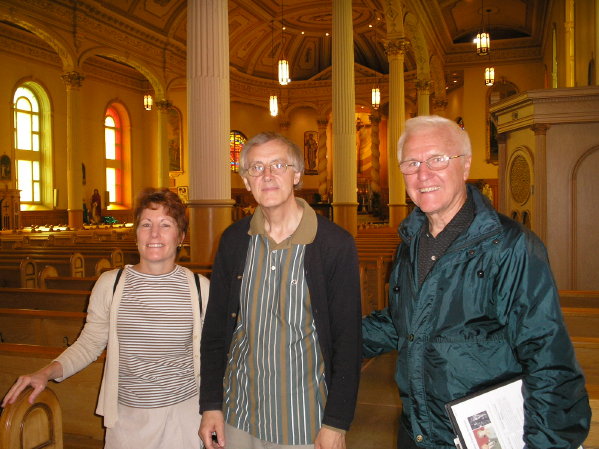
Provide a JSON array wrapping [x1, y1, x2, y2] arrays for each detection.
[[399, 154, 465, 175], [246, 162, 294, 177]]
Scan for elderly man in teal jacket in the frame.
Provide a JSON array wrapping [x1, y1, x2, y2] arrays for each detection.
[[363, 115, 591, 449]]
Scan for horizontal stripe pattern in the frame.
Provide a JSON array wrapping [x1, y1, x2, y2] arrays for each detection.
[[117, 265, 197, 408], [224, 235, 326, 445]]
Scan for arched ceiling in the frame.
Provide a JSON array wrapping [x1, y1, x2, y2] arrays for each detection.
[[7, 0, 551, 87]]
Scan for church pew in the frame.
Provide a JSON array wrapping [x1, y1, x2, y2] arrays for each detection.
[[559, 290, 599, 308], [0, 343, 105, 441], [0, 259, 37, 288], [0, 386, 63, 449], [562, 307, 599, 339], [2, 253, 85, 279], [0, 288, 90, 312], [0, 308, 85, 347], [2, 248, 122, 277], [41, 276, 98, 291]]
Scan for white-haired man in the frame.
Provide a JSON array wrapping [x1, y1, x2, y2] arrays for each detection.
[[362, 115, 590, 449]]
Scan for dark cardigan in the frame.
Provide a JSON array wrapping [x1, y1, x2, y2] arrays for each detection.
[[200, 214, 362, 431]]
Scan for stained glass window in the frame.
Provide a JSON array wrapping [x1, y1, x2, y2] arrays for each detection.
[[13, 86, 42, 203], [105, 106, 122, 204], [229, 130, 247, 172]]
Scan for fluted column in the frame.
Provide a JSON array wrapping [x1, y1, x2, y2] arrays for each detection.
[[155, 99, 172, 187], [532, 124, 549, 243], [61, 71, 85, 229], [565, 0, 575, 87], [416, 79, 432, 116], [332, 0, 357, 236], [317, 118, 329, 201], [187, 0, 234, 264], [385, 38, 410, 228], [369, 112, 381, 194]]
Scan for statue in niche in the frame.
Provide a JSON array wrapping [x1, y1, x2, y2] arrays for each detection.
[[91, 189, 102, 224], [0, 155, 11, 180]]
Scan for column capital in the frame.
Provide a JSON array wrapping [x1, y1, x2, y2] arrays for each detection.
[[279, 120, 290, 131], [531, 123, 550, 135], [416, 79, 433, 93], [384, 38, 410, 58], [432, 98, 448, 111], [317, 119, 329, 128], [156, 99, 173, 111], [369, 112, 381, 124], [61, 71, 85, 89]]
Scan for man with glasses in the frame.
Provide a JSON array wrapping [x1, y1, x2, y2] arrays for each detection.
[[362, 115, 590, 449], [200, 132, 361, 449]]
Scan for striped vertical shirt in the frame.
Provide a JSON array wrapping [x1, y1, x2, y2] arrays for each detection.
[[223, 199, 326, 445], [117, 265, 197, 408]]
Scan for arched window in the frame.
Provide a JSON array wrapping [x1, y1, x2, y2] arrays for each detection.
[[104, 106, 123, 204], [229, 130, 247, 172], [13, 83, 52, 207]]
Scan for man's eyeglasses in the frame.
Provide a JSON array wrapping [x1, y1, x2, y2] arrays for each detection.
[[399, 154, 465, 175], [246, 162, 294, 177]]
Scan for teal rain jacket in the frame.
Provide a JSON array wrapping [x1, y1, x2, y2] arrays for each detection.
[[363, 185, 591, 449]]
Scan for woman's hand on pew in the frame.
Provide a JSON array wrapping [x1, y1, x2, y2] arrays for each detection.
[[1, 361, 63, 407]]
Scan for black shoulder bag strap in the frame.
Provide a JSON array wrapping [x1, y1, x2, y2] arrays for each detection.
[[194, 272, 203, 317], [112, 267, 124, 294]]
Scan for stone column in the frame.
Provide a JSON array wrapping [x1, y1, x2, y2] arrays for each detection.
[[332, 0, 357, 235], [155, 99, 172, 188], [369, 112, 381, 194], [385, 38, 410, 228], [531, 124, 549, 243], [61, 71, 85, 229], [187, 0, 234, 264], [564, 0, 575, 87], [416, 79, 432, 116], [317, 118, 329, 201]]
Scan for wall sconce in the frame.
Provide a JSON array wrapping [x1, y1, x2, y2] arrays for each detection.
[[485, 67, 495, 86], [371, 86, 380, 110]]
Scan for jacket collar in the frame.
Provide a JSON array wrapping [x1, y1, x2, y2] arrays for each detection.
[[398, 184, 501, 247]]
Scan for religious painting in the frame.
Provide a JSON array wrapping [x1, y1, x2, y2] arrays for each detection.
[[0, 155, 11, 180], [304, 131, 318, 175], [486, 80, 518, 164], [168, 106, 183, 174]]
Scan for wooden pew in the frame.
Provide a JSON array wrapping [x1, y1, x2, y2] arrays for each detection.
[[559, 290, 599, 308], [0, 343, 105, 442], [0, 259, 37, 288], [3, 248, 120, 277], [41, 276, 98, 291], [0, 308, 85, 346], [0, 288, 90, 312], [0, 386, 63, 449], [2, 253, 85, 279]]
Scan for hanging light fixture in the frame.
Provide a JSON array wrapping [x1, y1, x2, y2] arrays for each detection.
[[476, 0, 490, 56], [483, 5, 494, 86], [143, 93, 153, 111], [269, 20, 279, 117], [485, 67, 495, 86], [269, 95, 279, 117], [278, 1, 291, 85]]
